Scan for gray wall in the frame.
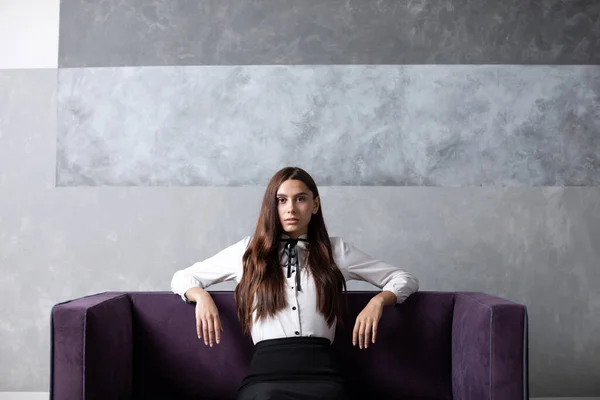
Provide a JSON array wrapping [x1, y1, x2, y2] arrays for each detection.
[[0, 0, 599, 396]]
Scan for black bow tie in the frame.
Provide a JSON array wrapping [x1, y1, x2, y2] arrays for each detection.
[[282, 238, 308, 292]]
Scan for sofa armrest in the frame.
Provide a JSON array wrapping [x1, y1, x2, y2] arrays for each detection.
[[452, 292, 528, 400], [51, 292, 133, 400]]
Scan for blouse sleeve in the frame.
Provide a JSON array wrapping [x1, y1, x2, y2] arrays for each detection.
[[332, 237, 419, 304], [170, 236, 251, 303]]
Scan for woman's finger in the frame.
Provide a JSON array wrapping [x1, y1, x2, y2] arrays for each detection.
[[359, 320, 367, 349], [364, 320, 372, 348], [196, 318, 202, 339], [213, 316, 222, 344], [207, 317, 215, 346], [352, 320, 361, 347], [372, 320, 378, 344], [202, 318, 209, 345]]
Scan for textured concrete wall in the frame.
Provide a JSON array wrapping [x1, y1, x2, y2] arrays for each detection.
[[1, 0, 599, 396], [58, 0, 600, 66], [57, 65, 600, 186]]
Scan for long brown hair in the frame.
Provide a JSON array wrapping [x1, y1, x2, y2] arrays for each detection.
[[235, 167, 347, 334]]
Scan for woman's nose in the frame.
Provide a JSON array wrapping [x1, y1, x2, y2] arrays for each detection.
[[287, 201, 297, 212]]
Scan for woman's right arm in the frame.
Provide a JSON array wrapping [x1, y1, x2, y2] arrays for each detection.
[[170, 236, 251, 302], [170, 236, 251, 346]]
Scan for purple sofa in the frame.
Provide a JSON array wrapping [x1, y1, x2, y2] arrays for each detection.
[[50, 291, 528, 400]]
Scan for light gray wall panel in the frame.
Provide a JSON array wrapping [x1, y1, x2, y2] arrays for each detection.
[[0, 71, 600, 396], [57, 65, 600, 187], [58, 0, 600, 67], [2, 72, 600, 395], [0, 69, 57, 391]]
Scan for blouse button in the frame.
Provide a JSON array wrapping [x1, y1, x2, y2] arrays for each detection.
[[294, 331, 300, 335], [292, 306, 296, 310]]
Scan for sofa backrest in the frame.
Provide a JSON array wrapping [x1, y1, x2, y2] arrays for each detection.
[[128, 291, 455, 399]]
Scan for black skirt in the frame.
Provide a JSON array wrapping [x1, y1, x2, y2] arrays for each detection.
[[236, 337, 348, 400]]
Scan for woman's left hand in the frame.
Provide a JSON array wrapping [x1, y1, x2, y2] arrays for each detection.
[[353, 298, 384, 349]]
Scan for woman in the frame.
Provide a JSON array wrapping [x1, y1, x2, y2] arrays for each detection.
[[171, 166, 419, 399]]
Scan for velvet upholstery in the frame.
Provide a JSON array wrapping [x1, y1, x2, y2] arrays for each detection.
[[51, 291, 527, 399], [51, 293, 133, 400]]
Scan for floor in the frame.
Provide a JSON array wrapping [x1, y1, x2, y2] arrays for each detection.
[[0, 394, 598, 400]]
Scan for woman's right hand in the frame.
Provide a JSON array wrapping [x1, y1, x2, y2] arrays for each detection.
[[189, 289, 223, 346]]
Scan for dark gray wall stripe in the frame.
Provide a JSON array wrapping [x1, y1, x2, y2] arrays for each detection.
[[58, 0, 600, 67], [56, 65, 600, 187]]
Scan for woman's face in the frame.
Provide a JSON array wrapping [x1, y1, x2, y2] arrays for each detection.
[[276, 179, 320, 239]]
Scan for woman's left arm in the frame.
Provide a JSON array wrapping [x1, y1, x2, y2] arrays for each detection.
[[332, 237, 419, 349]]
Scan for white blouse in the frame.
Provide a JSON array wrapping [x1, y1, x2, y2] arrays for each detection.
[[170, 234, 419, 344]]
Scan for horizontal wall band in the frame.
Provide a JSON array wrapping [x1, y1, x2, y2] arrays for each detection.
[[56, 65, 600, 186], [59, 0, 600, 67]]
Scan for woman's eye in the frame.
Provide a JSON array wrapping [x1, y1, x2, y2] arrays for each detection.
[[278, 198, 285, 203], [297, 197, 305, 202]]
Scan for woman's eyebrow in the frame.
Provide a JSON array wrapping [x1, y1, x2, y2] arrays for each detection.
[[276, 192, 309, 197]]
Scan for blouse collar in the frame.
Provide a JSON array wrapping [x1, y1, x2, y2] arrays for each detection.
[[280, 233, 309, 248]]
